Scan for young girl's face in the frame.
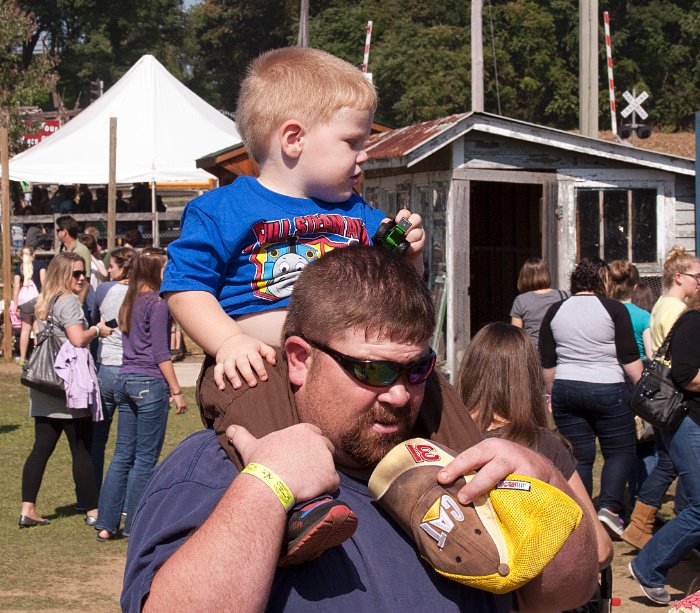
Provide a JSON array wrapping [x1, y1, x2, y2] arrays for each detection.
[[678, 262, 700, 299], [108, 257, 124, 281]]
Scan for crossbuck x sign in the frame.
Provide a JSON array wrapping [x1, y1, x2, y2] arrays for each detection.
[[621, 90, 649, 120]]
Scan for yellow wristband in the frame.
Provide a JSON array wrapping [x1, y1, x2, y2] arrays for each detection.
[[242, 463, 295, 512]]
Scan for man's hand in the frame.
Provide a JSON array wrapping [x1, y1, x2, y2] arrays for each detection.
[[227, 423, 340, 503], [437, 438, 559, 504], [215, 333, 277, 390]]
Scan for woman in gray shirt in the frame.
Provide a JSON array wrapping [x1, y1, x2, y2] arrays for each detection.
[[510, 258, 567, 349]]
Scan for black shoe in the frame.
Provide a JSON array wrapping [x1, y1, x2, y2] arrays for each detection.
[[19, 515, 50, 528], [278, 496, 357, 567]]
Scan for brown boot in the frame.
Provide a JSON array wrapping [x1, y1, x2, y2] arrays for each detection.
[[621, 501, 657, 549]]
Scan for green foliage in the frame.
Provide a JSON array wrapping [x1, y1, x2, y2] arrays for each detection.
[[7, 0, 700, 132], [0, 0, 56, 149]]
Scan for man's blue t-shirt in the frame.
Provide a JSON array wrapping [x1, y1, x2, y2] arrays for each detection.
[[161, 177, 386, 317], [121, 429, 512, 612]]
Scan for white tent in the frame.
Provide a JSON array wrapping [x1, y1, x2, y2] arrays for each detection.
[[8, 54, 239, 184]]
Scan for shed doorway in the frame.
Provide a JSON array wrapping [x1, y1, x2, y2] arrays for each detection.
[[469, 181, 543, 336]]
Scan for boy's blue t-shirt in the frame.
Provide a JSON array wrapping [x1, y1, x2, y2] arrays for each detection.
[[161, 177, 386, 317], [623, 302, 651, 359]]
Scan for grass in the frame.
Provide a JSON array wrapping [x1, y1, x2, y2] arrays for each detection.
[[0, 369, 201, 612]]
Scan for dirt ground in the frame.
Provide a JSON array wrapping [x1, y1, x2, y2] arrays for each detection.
[[0, 533, 697, 612]]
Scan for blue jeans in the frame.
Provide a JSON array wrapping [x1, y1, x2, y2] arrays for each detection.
[[91, 364, 120, 493], [552, 379, 636, 516], [632, 416, 700, 587], [97, 375, 169, 536]]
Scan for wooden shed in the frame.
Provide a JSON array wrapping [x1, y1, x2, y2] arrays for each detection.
[[362, 111, 696, 376]]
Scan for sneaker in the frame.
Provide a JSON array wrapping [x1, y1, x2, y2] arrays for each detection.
[[278, 496, 358, 567], [598, 508, 624, 539], [628, 561, 670, 604]]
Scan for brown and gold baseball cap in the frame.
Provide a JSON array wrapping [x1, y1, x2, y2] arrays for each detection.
[[368, 438, 582, 594]]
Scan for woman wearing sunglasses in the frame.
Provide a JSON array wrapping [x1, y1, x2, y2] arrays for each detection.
[[19, 252, 112, 528], [96, 248, 187, 542]]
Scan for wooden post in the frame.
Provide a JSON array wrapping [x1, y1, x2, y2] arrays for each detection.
[[107, 117, 117, 250], [298, 0, 309, 47], [579, 0, 599, 137], [471, 0, 484, 112], [1, 125, 13, 361]]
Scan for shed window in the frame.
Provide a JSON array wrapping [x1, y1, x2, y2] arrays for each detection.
[[576, 188, 657, 263]]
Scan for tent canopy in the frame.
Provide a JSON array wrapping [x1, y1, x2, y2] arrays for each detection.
[[8, 55, 239, 184]]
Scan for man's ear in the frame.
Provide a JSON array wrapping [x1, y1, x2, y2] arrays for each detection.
[[285, 336, 312, 387], [279, 120, 305, 160]]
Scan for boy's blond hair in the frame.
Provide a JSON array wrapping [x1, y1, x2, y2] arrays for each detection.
[[236, 47, 378, 164]]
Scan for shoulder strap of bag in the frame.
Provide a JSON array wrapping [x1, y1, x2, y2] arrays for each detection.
[[44, 292, 63, 328], [655, 306, 700, 363]]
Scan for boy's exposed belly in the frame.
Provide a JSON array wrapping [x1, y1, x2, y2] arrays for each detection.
[[237, 308, 288, 347]]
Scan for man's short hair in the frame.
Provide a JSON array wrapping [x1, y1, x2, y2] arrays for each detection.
[[55, 215, 79, 239], [284, 246, 435, 346], [236, 47, 378, 164]]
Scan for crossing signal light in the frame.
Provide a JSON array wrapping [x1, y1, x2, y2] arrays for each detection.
[[618, 124, 651, 140]]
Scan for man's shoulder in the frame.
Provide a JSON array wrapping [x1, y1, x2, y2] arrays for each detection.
[[151, 429, 236, 491]]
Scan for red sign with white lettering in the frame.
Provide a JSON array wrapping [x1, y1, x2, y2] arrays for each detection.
[[21, 119, 61, 147]]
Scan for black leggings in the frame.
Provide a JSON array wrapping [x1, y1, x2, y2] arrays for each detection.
[[21, 416, 99, 508]]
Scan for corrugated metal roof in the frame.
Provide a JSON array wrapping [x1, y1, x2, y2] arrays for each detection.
[[366, 113, 469, 159]]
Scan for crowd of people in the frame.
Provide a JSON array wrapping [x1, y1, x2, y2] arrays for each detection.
[[15, 218, 187, 543], [9, 45, 700, 612]]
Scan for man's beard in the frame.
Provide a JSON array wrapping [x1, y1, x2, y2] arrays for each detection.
[[338, 406, 413, 467]]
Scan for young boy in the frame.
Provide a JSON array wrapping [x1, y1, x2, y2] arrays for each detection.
[[162, 47, 425, 390], [161, 47, 425, 565]]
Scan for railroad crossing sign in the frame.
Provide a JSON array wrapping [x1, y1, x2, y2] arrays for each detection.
[[621, 90, 649, 120]]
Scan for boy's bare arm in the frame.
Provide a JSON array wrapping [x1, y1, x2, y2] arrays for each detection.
[[165, 290, 276, 389]]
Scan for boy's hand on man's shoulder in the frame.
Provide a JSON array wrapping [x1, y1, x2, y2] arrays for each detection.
[[214, 333, 277, 390]]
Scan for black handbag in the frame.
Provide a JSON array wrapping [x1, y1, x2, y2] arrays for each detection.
[[20, 293, 66, 397], [629, 321, 687, 432]]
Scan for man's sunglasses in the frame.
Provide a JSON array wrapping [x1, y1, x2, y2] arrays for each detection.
[[298, 335, 436, 388], [71, 270, 86, 279]]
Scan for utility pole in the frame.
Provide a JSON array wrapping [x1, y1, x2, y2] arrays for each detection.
[[471, 0, 484, 112], [1, 123, 12, 361], [298, 0, 309, 48], [579, 0, 599, 137]]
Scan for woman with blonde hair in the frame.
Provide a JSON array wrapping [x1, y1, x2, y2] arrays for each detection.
[[457, 322, 613, 569], [510, 257, 568, 348], [649, 245, 700, 351], [19, 252, 112, 528], [11, 246, 47, 365], [622, 246, 700, 551]]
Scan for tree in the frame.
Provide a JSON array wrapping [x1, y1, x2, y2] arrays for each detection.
[[0, 0, 56, 152], [18, 0, 187, 111], [184, 0, 297, 113]]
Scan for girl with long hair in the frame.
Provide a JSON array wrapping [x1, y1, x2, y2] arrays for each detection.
[[19, 252, 112, 528], [510, 257, 568, 349], [457, 322, 613, 570], [96, 248, 187, 541], [540, 257, 643, 539], [11, 246, 47, 365], [609, 259, 652, 360], [89, 246, 138, 492]]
